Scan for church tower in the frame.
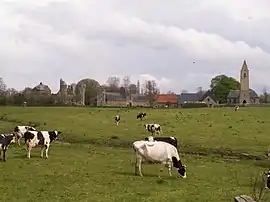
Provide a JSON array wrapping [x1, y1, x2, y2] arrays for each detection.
[[239, 60, 250, 104]]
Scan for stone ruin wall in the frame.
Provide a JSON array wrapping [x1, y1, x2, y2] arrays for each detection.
[[58, 78, 86, 105]]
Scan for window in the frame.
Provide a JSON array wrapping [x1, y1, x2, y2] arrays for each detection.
[[243, 73, 247, 78]]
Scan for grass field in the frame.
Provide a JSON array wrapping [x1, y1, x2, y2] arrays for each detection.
[[0, 107, 270, 201]]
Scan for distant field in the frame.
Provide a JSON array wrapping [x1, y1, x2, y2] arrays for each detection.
[[0, 107, 270, 201]]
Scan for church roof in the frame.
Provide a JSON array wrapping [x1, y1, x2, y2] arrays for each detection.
[[227, 89, 259, 98]]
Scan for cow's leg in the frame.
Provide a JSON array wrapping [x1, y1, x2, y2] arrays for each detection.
[[44, 144, 49, 159], [135, 153, 139, 175], [40, 146, 45, 158], [166, 160, 172, 176], [17, 135, 21, 146], [26, 145, 32, 159], [15, 133, 20, 145], [0, 149, 2, 160], [3, 149, 6, 162], [135, 154, 143, 176], [159, 165, 165, 178]]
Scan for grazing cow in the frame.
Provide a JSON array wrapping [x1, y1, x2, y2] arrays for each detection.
[[137, 112, 147, 120], [144, 124, 162, 135], [115, 115, 120, 125], [145, 136, 178, 149], [235, 106, 239, 111], [132, 140, 186, 178], [24, 130, 61, 159], [13, 125, 36, 145], [264, 169, 270, 189], [0, 134, 16, 162]]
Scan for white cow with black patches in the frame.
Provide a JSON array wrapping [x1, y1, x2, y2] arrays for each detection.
[[0, 134, 16, 162], [132, 140, 186, 178], [24, 131, 61, 159], [13, 125, 36, 145], [144, 124, 162, 135], [115, 115, 120, 125]]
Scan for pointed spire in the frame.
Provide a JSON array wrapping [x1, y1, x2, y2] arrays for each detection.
[[241, 60, 248, 70]]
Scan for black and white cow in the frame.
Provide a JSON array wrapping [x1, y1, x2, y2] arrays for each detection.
[[145, 136, 178, 149], [132, 140, 186, 178], [264, 169, 270, 189], [137, 112, 147, 120], [24, 130, 61, 159], [0, 134, 16, 162], [235, 106, 239, 111], [115, 115, 120, 125], [13, 125, 37, 145], [144, 124, 162, 135]]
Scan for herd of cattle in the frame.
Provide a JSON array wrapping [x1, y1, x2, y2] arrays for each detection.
[[0, 126, 60, 161], [0, 111, 269, 187]]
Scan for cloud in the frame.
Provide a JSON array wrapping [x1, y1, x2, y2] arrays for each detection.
[[1, 0, 270, 93]]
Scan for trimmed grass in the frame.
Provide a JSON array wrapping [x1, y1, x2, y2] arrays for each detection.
[[0, 107, 270, 201]]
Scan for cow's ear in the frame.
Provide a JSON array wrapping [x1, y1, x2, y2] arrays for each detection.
[[58, 131, 61, 134]]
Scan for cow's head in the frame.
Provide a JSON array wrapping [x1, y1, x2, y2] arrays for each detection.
[[172, 157, 187, 178], [177, 165, 187, 178], [7, 133, 16, 144], [143, 124, 148, 129], [48, 131, 61, 142]]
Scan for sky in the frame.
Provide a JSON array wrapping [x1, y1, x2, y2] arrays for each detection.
[[1, 0, 270, 94]]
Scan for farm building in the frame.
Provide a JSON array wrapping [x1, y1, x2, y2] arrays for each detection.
[[178, 90, 217, 107], [96, 91, 149, 107], [155, 94, 178, 108]]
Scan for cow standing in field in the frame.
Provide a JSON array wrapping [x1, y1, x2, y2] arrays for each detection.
[[235, 106, 239, 111], [0, 134, 16, 162], [24, 130, 61, 159], [145, 136, 178, 149], [137, 113, 147, 120], [264, 169, 270, 189], [144, 124, 162, 135], [115, 115, 120, 125], [13, 125, 36, 145], [132, 140, 186, 178]]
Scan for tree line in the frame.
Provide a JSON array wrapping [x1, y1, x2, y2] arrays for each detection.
[[0, 74, 268, 106], [0, 76, 160, 106]]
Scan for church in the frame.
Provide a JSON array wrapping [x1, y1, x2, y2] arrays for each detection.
[[227, 60, 260, 105]]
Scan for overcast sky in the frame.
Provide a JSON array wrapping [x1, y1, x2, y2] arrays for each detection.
[[1, 0, 270, 93]]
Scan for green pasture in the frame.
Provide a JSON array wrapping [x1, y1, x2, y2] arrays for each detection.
[[0, 106, 270, 201]]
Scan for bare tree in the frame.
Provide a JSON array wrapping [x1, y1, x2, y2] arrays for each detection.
[[262, 86, 268, 103], [122, 76, 131, 96], [136, 80, 140, 94], [167, 91, 175, 94], [197, 86, 203, 92], [143, 80, 159, 106], [0, 77, 6, 93], [106, 76, 120, 92]]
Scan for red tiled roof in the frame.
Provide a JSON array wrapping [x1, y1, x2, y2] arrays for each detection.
[[155, 94, 178, 104]]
